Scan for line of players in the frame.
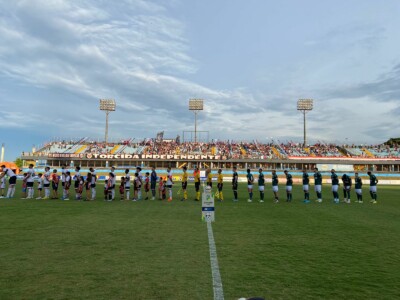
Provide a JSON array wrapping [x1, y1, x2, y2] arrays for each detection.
[[226, 167, 378, 204], [1, 164, 379, 204]]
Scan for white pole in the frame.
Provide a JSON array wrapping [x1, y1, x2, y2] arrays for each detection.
[[0, 143, 4, 162]]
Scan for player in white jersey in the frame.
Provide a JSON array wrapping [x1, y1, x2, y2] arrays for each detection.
[[124, 169, 131, 200], [0, 165, 17, 198], [61, 164, 69, 200], [24, 164, 35, 199], [89, 167, 97, 200], [0, 176, 6, 197], [36, 173, 43, 199], [74, 166, 82, 200], [42, 167, 51, 199], [166, 167, 173, 201]]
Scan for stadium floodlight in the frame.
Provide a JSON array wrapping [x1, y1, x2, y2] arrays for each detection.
[[297, 99, 314, 147], [189, 99, 204, 143], [99, 99, 116, 147]]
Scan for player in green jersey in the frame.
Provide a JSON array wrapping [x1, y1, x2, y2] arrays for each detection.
[[246, 169, 254, 202], [284, 170, 293, 202], [354, 172, 363, 203], [302, 170, 310, 203], [271, 170, 279, 203], [342, 174, 352, 204], [313, 167, 323, 203], [258, 168, 265, 203], [331, 169, 339, 204], [367, 171, 378, 204]]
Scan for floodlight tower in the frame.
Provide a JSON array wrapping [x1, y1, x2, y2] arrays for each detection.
[[297, 99, 314, 147], [189, 99, 204, 143], [99, 99, 116, 147]]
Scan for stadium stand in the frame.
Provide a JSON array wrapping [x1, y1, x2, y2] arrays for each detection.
[[25, 138, 400, 159]]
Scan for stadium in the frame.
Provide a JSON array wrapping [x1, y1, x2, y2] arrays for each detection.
[[2, 2, 400, 300]]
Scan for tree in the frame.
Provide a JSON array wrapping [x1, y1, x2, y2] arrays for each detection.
[[14, 158, 23, 168]]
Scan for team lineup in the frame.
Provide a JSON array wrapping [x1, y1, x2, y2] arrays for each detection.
[[0, 164, 379, 204]]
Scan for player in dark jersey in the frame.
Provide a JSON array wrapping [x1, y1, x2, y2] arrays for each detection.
[[246, 169, 254, 202], [331, 169, 339, 203], [342, 174, 352, 204], [150, 166, 157, 200], [354, 172, 363, 203], [302, 170, 310, 203], [284, 170, 293, 202], [271, 170, 279, 203], [258, 168, 265, 203], [314, 168, 322, 203], [232, 166, 238, 202], [367, 171, 378, 204]]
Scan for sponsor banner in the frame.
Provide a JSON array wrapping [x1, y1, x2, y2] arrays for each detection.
[[48, 153, 226, 160]]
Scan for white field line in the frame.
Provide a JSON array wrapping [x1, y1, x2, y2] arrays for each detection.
[[207, 221, 224, 300]]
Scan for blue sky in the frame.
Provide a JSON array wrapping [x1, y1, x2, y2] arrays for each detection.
[[1, 0, 400, 161]]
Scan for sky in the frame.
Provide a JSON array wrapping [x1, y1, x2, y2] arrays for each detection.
[[1, 0, 400, 161]]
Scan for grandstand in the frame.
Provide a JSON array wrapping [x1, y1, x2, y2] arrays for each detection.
[[19, 137, 400, 172]]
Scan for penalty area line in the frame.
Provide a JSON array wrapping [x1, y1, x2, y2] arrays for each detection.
[[207, 221, 224, 300]]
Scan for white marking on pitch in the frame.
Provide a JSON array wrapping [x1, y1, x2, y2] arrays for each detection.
[[207, 221, 224, 300]]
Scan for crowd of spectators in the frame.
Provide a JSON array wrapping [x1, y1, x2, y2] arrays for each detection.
[[25, 138, 400, 159]]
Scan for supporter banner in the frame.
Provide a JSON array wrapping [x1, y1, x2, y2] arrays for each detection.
[[47, 153, 227, 160]]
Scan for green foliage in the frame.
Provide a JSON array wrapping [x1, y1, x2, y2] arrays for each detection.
[[14, 157, 23, 168], [0, 183, 399, 299]]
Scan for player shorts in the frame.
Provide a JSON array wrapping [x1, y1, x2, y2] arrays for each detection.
[[9, 176, 17, 185], [247, 185, 253, 190], [166, 185, 172, 189], [314, 185, 322, 193], [125, 185, 130, 191], [91, 183, 96, 188], [44, 183, 50, 188], [344, 185, 351, 191], [182, 182, 187, 189], [38, 187, 42, 191], [272, 185, 278, 193], [232, 183, 238, 191], [217, 183, 223, 191], [85, 182, 90, 190], [62, 182, 65, 187], [27, 182, 34, 188], [52, 182, 58, 190], [258, 186, 265, 192], [303, 184, 309, 191], [331, 185, 339, 192], [195, 182, 200, 192], [145, 184, 150, 192], [355, 189, 362, 195], [369, 186, 377, 193], [74, 181, 79, 189], [286, 186, 292, 192]]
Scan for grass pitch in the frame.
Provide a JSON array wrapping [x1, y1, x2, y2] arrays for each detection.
[[0, 183, 399, 300]]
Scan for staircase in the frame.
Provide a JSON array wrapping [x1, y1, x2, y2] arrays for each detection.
[[110, 145, 120, 154], [271, 147, 284, 159], [362, 148, 375, 158], [75, 145, 87, 154]]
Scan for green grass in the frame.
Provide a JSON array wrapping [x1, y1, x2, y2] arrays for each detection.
[[0, 183, 399, 299]]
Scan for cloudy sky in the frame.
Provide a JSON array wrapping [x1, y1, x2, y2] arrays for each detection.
[[1, 0, 400, 161]]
